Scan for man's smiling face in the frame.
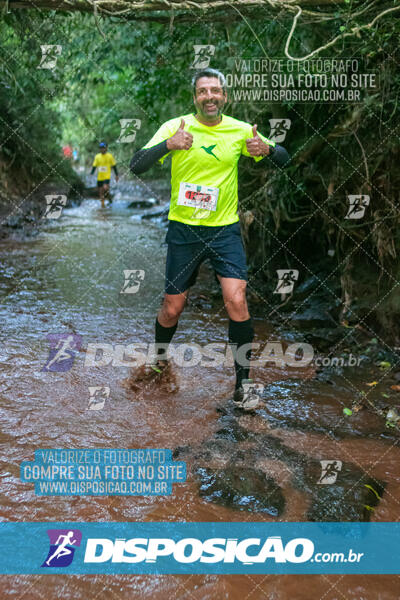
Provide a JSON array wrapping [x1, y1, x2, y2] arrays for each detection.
[[193, 76, 227, 121]]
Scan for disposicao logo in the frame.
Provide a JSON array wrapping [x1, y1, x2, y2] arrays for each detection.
[[42, 333, 82, 372], [42, 529, 82, 567], [83, 536, 314, 564]]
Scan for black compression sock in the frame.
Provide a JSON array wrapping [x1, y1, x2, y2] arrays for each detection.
[[155, 318, 178, 360], [228, 317, 254, 389]]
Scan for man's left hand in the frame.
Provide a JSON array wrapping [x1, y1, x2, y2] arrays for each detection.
[[246, 124, 270, 157]]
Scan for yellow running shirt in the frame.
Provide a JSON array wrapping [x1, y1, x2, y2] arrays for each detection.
[[92, 152, 116, 181], [142, 113, 275, 226]]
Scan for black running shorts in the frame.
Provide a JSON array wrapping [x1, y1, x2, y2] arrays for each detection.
[[164, 220, 248, 295], [97, 179, 110, 187]]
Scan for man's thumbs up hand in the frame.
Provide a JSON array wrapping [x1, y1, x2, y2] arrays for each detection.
[[246, 123, 270, 157], [167, 118, 193, 151]]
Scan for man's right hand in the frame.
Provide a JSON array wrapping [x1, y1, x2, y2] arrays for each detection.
[[166, 118, 193, 151]]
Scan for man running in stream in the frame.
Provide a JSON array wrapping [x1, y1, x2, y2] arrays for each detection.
[[91, 142, 119, 208], [130, 68, 290, 411]]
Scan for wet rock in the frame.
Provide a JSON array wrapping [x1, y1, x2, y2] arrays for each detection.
[[195, 437, 241, 463], [1, 181, 83, 238], [302, 326, 356, 351], [190, 399, 387, 521], [172, 445, 191, 459], [127, 198, 157, 209], [4, 215, 21, 228], [215, 417, 251, 443], [289, 307, 332, 329], [196, 465, 285, 516], [82, 186, 99, 197], [305, 472, 385, 522], [293, 275, 321, 299], [252, 438, 388, 521], [141, 208, 168, 220]]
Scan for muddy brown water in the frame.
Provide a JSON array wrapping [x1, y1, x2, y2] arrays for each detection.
[[1, 197, 400, 598]]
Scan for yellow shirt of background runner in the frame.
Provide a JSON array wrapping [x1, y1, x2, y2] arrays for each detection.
[[92, 152, 116, 181]]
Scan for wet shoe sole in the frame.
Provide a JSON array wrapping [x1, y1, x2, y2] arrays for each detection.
[[232, 399, 261, 412]]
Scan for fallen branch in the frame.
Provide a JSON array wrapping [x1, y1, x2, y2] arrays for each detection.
[[2, 0, 358, 22]]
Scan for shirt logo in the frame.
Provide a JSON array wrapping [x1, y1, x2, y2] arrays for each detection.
[[200, 144, 220, 161]]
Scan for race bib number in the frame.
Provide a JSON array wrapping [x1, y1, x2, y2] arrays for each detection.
[[177, 182, 219, 213], [98, 166, 108, 173]]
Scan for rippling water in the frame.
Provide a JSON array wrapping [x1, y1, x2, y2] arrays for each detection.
[[1, 196, 399, 598]]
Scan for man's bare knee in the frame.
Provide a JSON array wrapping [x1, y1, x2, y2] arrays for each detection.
[[159, 294, 186, 324], [225, 296, 248, 320], [219, 279, 247, 315]]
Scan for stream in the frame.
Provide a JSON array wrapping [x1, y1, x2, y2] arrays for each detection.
[[1, 182, 399, 598]]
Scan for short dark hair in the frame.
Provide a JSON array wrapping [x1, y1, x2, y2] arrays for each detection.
[[192, 68, 227, 95]]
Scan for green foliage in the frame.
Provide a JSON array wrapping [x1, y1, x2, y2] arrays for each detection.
[[1, 4, 399, 335], [0, 13, 77, 185]]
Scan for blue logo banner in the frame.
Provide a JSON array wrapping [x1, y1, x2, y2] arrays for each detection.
[[0, 522, 399, 574]]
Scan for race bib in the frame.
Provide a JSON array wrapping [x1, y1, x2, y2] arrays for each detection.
[[98, 166, 108, 173], [177, 182, 219, 213]]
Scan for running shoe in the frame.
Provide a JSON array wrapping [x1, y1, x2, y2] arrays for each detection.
[[233, 378, 261, 411]]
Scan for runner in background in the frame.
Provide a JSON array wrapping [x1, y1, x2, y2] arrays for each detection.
[[91, 142, 119, 208]]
